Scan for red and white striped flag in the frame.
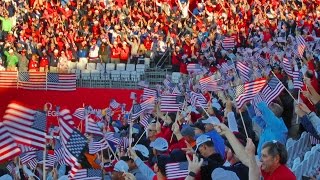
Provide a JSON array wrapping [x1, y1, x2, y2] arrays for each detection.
[[3, 103, 47, 149], [261, 76, 285, 105], [47, 73, 76, 91], [85, 116, 103, 136], [292, 71, 304, 89], [235, 78, 267, 109], [160, 94, 182, 112], [0, 122, 21, 163], [199, 75, 221, 92], [281, 58, 293, 77], [18, 72, 47, 90], [190, 91, 208, 108], [236, 61, 251, 82], [0, 71, 18, 88], [296, 35, 306, 57], [222, 36, 235, 50], [166, 162, 189, 179]]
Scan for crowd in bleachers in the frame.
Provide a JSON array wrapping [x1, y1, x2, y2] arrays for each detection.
[[1, 0, 320, 179]]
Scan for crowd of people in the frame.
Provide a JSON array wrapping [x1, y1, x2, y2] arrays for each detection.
[[1, 0, 320, 179]]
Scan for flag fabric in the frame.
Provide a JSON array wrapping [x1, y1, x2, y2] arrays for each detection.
[[36, 150, 56, 168], [141, 96, 155, 112], [3, 103, 47, 149], [73, 168, 102, 180], [105, 132, 120, 145], [20, 151, 36, 164], [160, 94, 182, 112], [18, 145, 36, 153], [130, 92, 137, 100], [261, 76, 285, 105], [296, 35, 306, 57], [73, 107, 85, 120], [6, 162, 15, 174], [131, 104, 143, 120], [0, 71, 18, 88], [190, 91, 208, 108], [85, 116, 103, 136], [140, 114, 150, 128], [0, 122, 21, 163], [54, 138, 65, 165], [236, 61, 251, 82], [187, 64, 201, 73], [172, 86, 181, 95], [58, 109, 87, 178], [142, 88, 157, 101], [235, 78, 267, 109], [281, 58, 294, 77], [88, 136, 108, 154], [165, 161, 189, 179], [293, 71, 304, 89], [47, 73, 76, 91], [219, 61, 235, 73], [251, 93, 264, 117], [222, 36, 235, 50], [118, 137, 129, 152], [163, 78, 174, 90], [27, 158, 38, 169], [110, 99, 120, 109], [18, 72, 47, 90], [256, 56, 268, 67], [199, 76, 221, 92]]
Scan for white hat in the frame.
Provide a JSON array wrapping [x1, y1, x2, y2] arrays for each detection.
[[150, 137, 168, 151], [196, 134, 211, 151], [54, 49, 59, 53], [114, 160, 129, 172], [202, 116, 220, 125], [133, 144, 149, 158], [8, 49, 13, 53], [211, 168, 240, 180]]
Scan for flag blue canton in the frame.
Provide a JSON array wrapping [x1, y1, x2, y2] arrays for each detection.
[[31, 111, 47, 132], [47, 73, 59, 82], [268, 77, 279, 90], [65, 130, 87, 159], [87, 169, 102, 177], [19, 72, 30, 81], [176, 95, 185, 104]]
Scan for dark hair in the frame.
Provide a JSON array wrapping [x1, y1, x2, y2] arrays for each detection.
[[262, 141, 288, 164], [202, 140, 214, 148], [155, 155, 171, 176]]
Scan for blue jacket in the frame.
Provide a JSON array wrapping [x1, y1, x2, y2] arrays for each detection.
[[248, 102, 288, 158], [205, 130, 225, 159]]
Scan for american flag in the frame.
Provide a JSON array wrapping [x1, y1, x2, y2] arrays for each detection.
[[236, 61, 251, 82], [3, 103, 47, 149], [130, 92, 137, 100], [296, 35, 306, 57], [47, 73, 76, 91], [222, 36, 235, 50], [256, 56, 268, 67], [18, 145, 36, 153], [199, 75, 221, 92], [105, 132, 120, 145], [172, 86, 181, 95], [73, 168, 102, 180], [261, 76, 285, 105], [163, 78, 174, 90], [131, 104, 143, 120], [142, 87, 157, 101], [140, 114, 150, 128], [118, 137, 129, 152], [54, 138, 65, 165], [190, 91, 207, 108], [187, 64, 201, 73], [85, 116, 103, 136], [88, 136, 108, 154], [251, 93, 265, 116], [6, 162, 15, 174], [141, 96, 155, 112], [281, 58, 293, 77], [160, 94, 182, 112], [110, 99, 120, 109], [0, 71, 18, 88], [27, 158, 38, 169], [18, 72, 46, 90], [220, 61, 235, 73], [58, 109, 87, 177], [165, 161, 189, 179], [235, 78, 267, 109], [36, 150, 56, 168], [0, 122, 21, 163], [20, 151, 36, 164], [293, 71, 304, 89], [73, 107, 85, 120]]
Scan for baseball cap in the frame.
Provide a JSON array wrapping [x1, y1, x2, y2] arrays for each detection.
[[191, 122, 206, 132], [224, 132, 246, 153], [211, 168, 240, 180], [150, 137, 168, 151], [196, 134, 212, 151], [113, 160, 129, 172], [181, 125, 195, 137], [202, 116, 220, 125], [133, 144, 149, 158]]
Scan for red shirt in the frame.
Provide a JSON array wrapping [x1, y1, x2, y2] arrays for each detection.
[[39, 57, 49, 67], [111, 47, 120, 59], [28, 60, 39, 71], [120, 47, 130, 61], [261, 165, 296, 180]]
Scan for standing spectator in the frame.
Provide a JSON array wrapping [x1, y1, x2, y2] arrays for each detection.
[[0, 13, 13, 40], [49, 49, 60, 72], [109, 41, 120, 64], [58, 51, 69, 73], [28, 54, 39, 72], [4, 48, 18, 71], [126, 35, 140, 64], [88, 39, 100, 63], [16, 49, 29, 72], [120, 42, 130, 64], [39, 50, 49, 72], [99, 39, 111, 63]]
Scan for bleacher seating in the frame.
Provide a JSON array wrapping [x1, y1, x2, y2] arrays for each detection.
[[106, 63, 116, 71], [116, 63, 126, 71]]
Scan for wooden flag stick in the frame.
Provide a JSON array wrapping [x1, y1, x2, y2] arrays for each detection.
[[170, 100, 186, 143], [239, 110, 249, 138], [43, 143, 46, 180], [271, 71, 298, 103], [133, 129, 147, 147], [296, 90, 301, 124]]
